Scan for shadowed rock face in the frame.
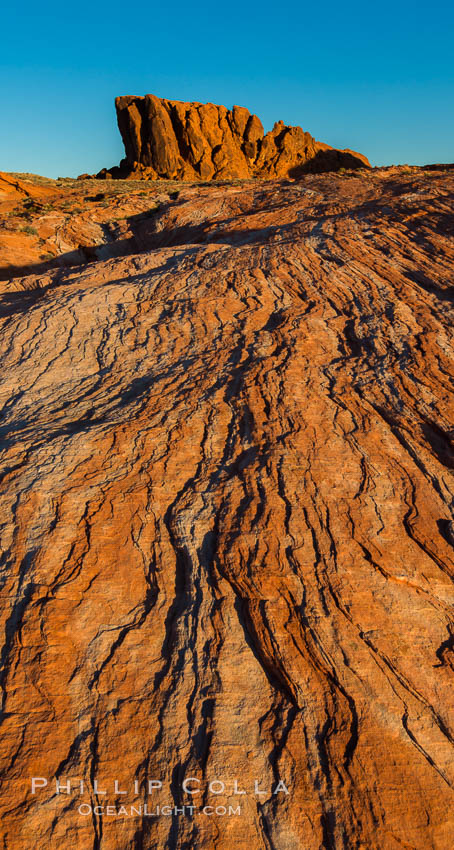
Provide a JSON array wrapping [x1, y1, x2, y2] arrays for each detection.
[[103, 94, 370, 180], [0, 167, 454, 848]]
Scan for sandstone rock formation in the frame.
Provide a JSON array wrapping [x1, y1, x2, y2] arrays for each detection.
[[99, 94, 370, 180], [0, 167, 453, 849], [0, 170, 57, 203]]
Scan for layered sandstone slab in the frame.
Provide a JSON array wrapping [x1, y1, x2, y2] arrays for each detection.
[[99, 94, 370, 180], [0, 168, 453, 849], [0, 171, 57, 204]]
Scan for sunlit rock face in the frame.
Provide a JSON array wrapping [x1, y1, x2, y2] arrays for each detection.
[[0, 167, 453, 849], [102, 93, 370, 180]]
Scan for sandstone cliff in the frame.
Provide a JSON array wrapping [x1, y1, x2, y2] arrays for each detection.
[[0, 167, 453, 849], [99, 94, 370, 180]]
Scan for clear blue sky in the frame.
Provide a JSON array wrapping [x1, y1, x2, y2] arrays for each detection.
[[1, 0, 453, 177]]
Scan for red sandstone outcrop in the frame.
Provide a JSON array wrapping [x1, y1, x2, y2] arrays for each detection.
[[0, 167, 453, 849], [99, 94, 370, 180], [0, 171, 56, 202]]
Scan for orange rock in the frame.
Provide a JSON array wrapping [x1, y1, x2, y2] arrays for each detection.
[[0, 171, 57, 201], [0, 167, 453, 847], [105, 95, 370, 180]]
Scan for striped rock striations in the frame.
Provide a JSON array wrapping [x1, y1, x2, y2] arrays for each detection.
[[0, 167, 453, 849], [100, 94, 370, 180]]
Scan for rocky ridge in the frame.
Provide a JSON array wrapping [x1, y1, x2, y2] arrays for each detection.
[[0, 166, 453, 849], [97, 94, 370, 180]]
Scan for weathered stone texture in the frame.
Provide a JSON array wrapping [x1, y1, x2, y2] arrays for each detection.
[[0, 168, 453, 849]]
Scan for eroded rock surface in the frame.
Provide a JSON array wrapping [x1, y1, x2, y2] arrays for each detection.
[[0, 167, 453, 849], [101, 94, 370, 180]]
